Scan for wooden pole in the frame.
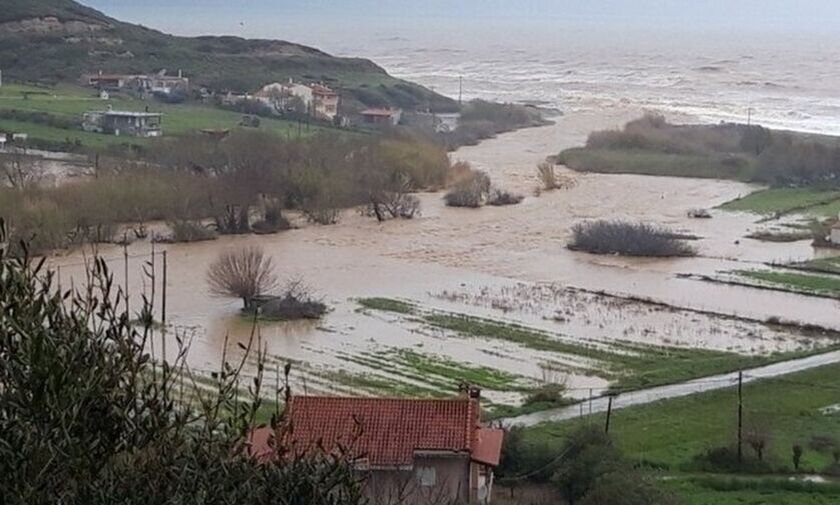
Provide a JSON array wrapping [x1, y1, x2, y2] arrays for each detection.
[[605, 396, 614, 434], [123, 242, 129, 315], [738, 371, 744, 463], [161, 251, 167, 324]]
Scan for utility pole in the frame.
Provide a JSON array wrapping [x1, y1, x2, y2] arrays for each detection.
[[458, 76, 463, 106], [747, 108, 754, 126], [161, 250, 167, 324], [123, 242, 129, 316], [605, 395, 614, 434], [737, 371, 744, 463]]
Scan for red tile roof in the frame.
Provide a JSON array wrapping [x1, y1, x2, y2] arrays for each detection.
[[310, 84, 337, 96], [248, 395, 503, 468]]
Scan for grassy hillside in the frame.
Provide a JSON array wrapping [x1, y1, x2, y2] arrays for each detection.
[[0, 0, 457, 112]]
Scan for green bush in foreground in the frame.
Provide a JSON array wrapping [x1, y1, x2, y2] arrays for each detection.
[[0, 224, 365, 504]]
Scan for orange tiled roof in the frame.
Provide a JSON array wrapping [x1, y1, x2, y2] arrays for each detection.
[[249, 395, 502, 468]]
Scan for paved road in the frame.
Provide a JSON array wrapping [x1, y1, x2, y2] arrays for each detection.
[[501, 350, 840, 427]]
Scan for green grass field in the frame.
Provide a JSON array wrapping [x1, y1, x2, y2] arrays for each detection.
[[738, 270, 840, 298], [791, 257, 840, 275], [521, 362, 840, 503], [719, 188, 840, 217], [0, 83, 337, 149]]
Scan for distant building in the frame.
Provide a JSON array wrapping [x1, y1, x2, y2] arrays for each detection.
[[831, 223, 840, 245], [310, 84, 339, 121], [254, 80, 339, 121], [361, 108, 402, 126], [81, 70, 189, 95], [247, 389, 503, 505], [83, 110, 162, 137]]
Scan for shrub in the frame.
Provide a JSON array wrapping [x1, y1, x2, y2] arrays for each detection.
[[568, 220, 697, 257], [487, 188, 524, 206], [166, 220, 217, 243], [689, 446, 773, 474], [250, 281, 328, 321], [444, 170, 491, 208]]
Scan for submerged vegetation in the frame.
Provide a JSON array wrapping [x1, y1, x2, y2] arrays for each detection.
[[568, 220, 698, 257], [0, 131, 452, 255]]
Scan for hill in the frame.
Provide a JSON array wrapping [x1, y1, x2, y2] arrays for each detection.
[[0, 0, 457, 112]]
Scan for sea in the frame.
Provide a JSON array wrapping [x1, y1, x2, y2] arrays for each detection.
[[302, 24, 840, 135]]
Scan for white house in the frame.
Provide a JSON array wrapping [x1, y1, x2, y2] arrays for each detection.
[[831, 223, 840, 245], [254, 80, 339, 121]]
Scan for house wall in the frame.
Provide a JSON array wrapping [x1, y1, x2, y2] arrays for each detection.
[[831, 227, 840, 244], [364, 455, 471, 505]]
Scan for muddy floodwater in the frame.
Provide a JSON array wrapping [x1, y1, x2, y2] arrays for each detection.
[[49, 108, 840, 407]]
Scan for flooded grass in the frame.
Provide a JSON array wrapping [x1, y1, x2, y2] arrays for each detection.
[[738, 270, 840, 298], [357, 297, 417, 314], [719, 188, 840, 216], [359, 297, 818, 396], [789, 257, 840, 276]]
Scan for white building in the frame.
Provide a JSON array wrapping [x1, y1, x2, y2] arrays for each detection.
[[254, 80, 339, 121]]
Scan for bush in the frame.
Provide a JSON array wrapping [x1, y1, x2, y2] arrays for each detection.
[[444, 170, 491, 208], [487, 188, 524, 206], [250, 281, 328, 321], [166, 220, 217, 243], [689, 446, 774, 474], [569, 220, 697, 257]]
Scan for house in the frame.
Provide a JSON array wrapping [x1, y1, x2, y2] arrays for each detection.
[[81, 70, 189, 95], [361, 108, 403, 126], [83, 110, 162, 137], [248, 389, 503, 505], [82, 73, 137, 90], [831, 223, 840, 245], [310, 83, 339, 121], [254, 80, 339, 120]]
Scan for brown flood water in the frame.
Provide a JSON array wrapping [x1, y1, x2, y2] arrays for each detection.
[[47, 107, 840, 401]]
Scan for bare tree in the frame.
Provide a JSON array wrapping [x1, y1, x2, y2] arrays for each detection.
[[206, 246, 279, 308], [1, 152, 43, 189]]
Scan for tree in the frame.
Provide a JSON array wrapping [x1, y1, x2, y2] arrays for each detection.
[[0, 222, 365, 504], [552, 426, 622, 505], [1, 151, 43, 189], [744, 418, 772, 462], [793, 444, 803, 471], [206, 245, 279, 308]]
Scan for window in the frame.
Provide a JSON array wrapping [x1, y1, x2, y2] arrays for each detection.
[[416, 466, 436, 487]]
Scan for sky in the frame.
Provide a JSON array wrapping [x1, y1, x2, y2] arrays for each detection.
[[83, 0, 840, 41]]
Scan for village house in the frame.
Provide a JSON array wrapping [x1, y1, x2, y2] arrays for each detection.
[[81, 70, 189, 95], [82, 109, 162, 137], [831, 222, 840, 246], [248, 389, 503, 505], [254, 79, 339, 121], [361, 108, 403, 126]]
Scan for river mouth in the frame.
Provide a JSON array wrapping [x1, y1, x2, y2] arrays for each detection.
[[48, 107, 840, 412]]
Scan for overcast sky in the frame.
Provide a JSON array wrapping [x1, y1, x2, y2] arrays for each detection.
[[83, 0, 840, 39]]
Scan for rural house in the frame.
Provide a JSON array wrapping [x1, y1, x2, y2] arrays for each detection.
[[254, 79, 339, 121], [83, 110, 162, 137], [248, 389, 503, 505], [361, 108, 403, 126], [831, 222, 840, 245]]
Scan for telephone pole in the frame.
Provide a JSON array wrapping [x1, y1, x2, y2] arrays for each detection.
[[458, 76, 463, 105], [605, 395, 614, 434], [737, 371, 744, 463]]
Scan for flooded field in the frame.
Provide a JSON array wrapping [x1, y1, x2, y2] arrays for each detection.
[[48, 108, 840, 413]]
